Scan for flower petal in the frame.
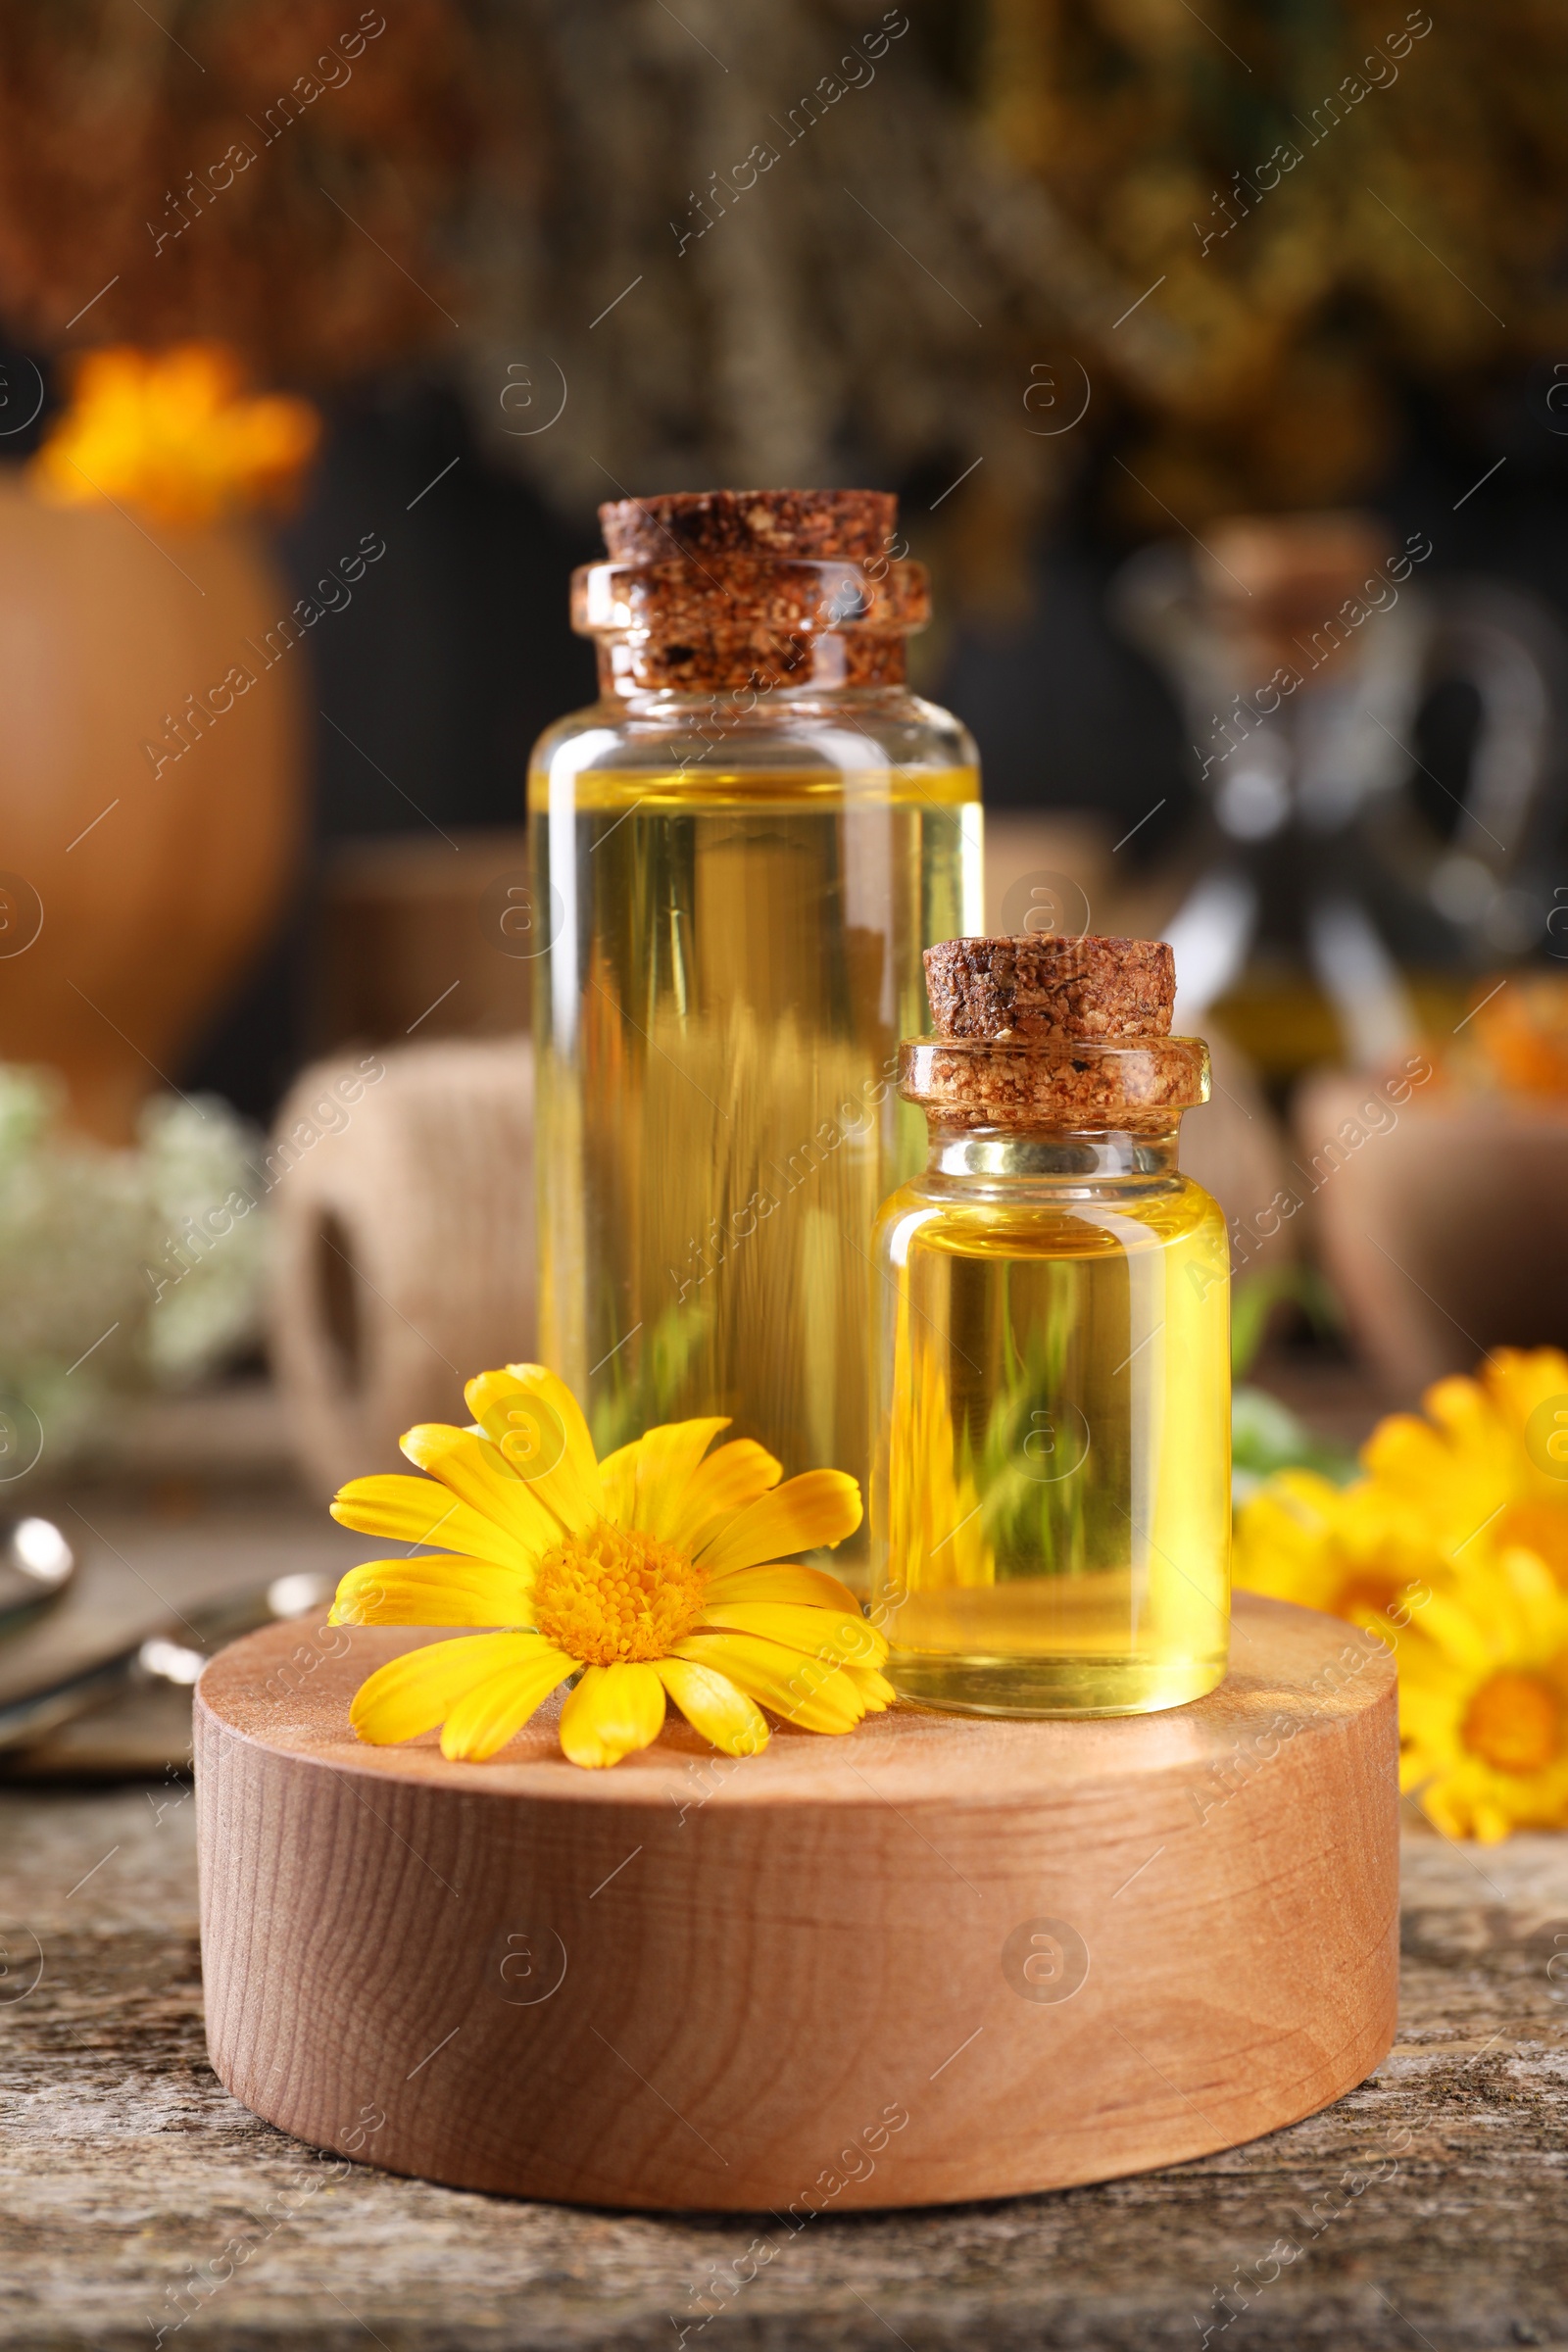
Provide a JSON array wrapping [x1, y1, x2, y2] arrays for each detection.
[[439, 1645, 578, 1760], [330, 1557, 532, 1628], [671, 1630, 867, 1733], [596, 1440, 641, 1528], [702, 1562, 865, 1615], [655, 1657, 768, 1757], [668, 1438, 783, 1553], [330, 1473, 527, 1571], [844, 1662, 897, 1711], [400, 1423, 564, 1553], [696, 1598, 886, 1668], [623, 1417, 731, 1539], [559, 1661, 665, 1768], [350, 1631, 546, 1745], [465, 1364, 602, 1533], [695, 1469, 862, 1575]]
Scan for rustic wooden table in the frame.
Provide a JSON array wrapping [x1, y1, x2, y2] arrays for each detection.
[[3, 1392, 1567, 2349], [5, 1773, 1568, 2345]]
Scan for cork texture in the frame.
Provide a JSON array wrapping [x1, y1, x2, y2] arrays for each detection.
[[599, 488, 897, 563], [901, 1037, 1208, 1132], [912, 934, 1195, 1129], [577, 488, 924, 693], [923, 934, 1176, 1045]]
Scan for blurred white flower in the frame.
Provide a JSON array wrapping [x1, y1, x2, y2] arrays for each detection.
[[0, 1065, 268, 1460]]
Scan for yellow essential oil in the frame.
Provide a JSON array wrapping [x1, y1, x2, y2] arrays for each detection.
[[870, 943, 1230, 1715], [529, 489, 983, 1578], [531, 761, 979, 1534]]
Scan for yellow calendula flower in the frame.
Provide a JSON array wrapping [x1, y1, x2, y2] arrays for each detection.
[[32, 342, 318, 528], [1236, 1347, 1568, 1837], [1233, 1465, 1441, 1641], [328, 1362, 891, 1770], [1359, 1348, 1568, 1586], [1395, 1547, 1568, 1843]]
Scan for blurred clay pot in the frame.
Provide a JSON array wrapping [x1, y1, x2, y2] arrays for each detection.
[[1297, 1068, 1568, 1396], [0, 475, 303, 1142]]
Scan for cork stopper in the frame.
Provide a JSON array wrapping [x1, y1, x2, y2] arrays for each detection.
[[923, 934, 1176, 1044], [906, 933, 1202, 1132], [599, 489, 898, 564], [574, 486, 926, 696]]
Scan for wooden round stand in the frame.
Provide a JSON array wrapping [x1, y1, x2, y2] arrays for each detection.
[[195, 1594, 1398, 2212]]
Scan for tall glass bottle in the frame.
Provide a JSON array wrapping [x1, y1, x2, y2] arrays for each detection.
[[870, 933, 1231, 1713], [530, 490, 982, 1572]]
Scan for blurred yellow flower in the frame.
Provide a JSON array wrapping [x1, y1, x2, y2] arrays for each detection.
[[31, 343, 318, 528], [1236, 1348, 1568, 1839], [1396, 1548, 1568, 1843], [330, 1362, 890, 1770]]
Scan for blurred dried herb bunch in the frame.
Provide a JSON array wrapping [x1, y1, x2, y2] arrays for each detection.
[[0, 0, 521, 379], [0, 0, 1565, 531], [986, 0, 1568, 519], [0, 0, 1102, 520]]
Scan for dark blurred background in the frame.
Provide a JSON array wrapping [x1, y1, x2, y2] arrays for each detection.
[[2, 0, 1568, 1466], [1, 0, 1565, 1120]]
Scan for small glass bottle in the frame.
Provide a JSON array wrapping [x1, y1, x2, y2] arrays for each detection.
[[531, 490, 982, 1576], [869, 933, 1231, 1715]]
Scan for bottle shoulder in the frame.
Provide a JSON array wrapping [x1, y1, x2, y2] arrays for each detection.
[[874, 1170, 1228, 1259], [527, 688, 979, 794]]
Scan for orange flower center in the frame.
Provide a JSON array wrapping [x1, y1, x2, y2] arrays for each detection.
[[531, 1518, 706, 1666], [1461, 1671, 1563, 1777], [1335, 1572, 1406, 1629]]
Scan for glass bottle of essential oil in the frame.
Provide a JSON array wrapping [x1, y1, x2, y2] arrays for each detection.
[[870, 933, 1231, 1715], [530, 490, 982, 1571]]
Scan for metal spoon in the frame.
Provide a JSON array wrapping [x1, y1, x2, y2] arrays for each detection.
[[0, 1570, 335, 1753], [0, 1517, 76, 1641]]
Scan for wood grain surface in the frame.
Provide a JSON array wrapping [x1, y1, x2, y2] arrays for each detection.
[[194, 1593, 1398, 2212], [3, 1785, 1566, 2349]]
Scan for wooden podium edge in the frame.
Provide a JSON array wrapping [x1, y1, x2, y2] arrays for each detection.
[[196, 1594, 1400, 2211]]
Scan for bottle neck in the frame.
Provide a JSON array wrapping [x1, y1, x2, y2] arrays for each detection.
[[926, 1126, 1183, 1180]]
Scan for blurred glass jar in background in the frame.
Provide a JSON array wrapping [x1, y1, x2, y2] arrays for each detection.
[[1115, 512, 1568, 1076]]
